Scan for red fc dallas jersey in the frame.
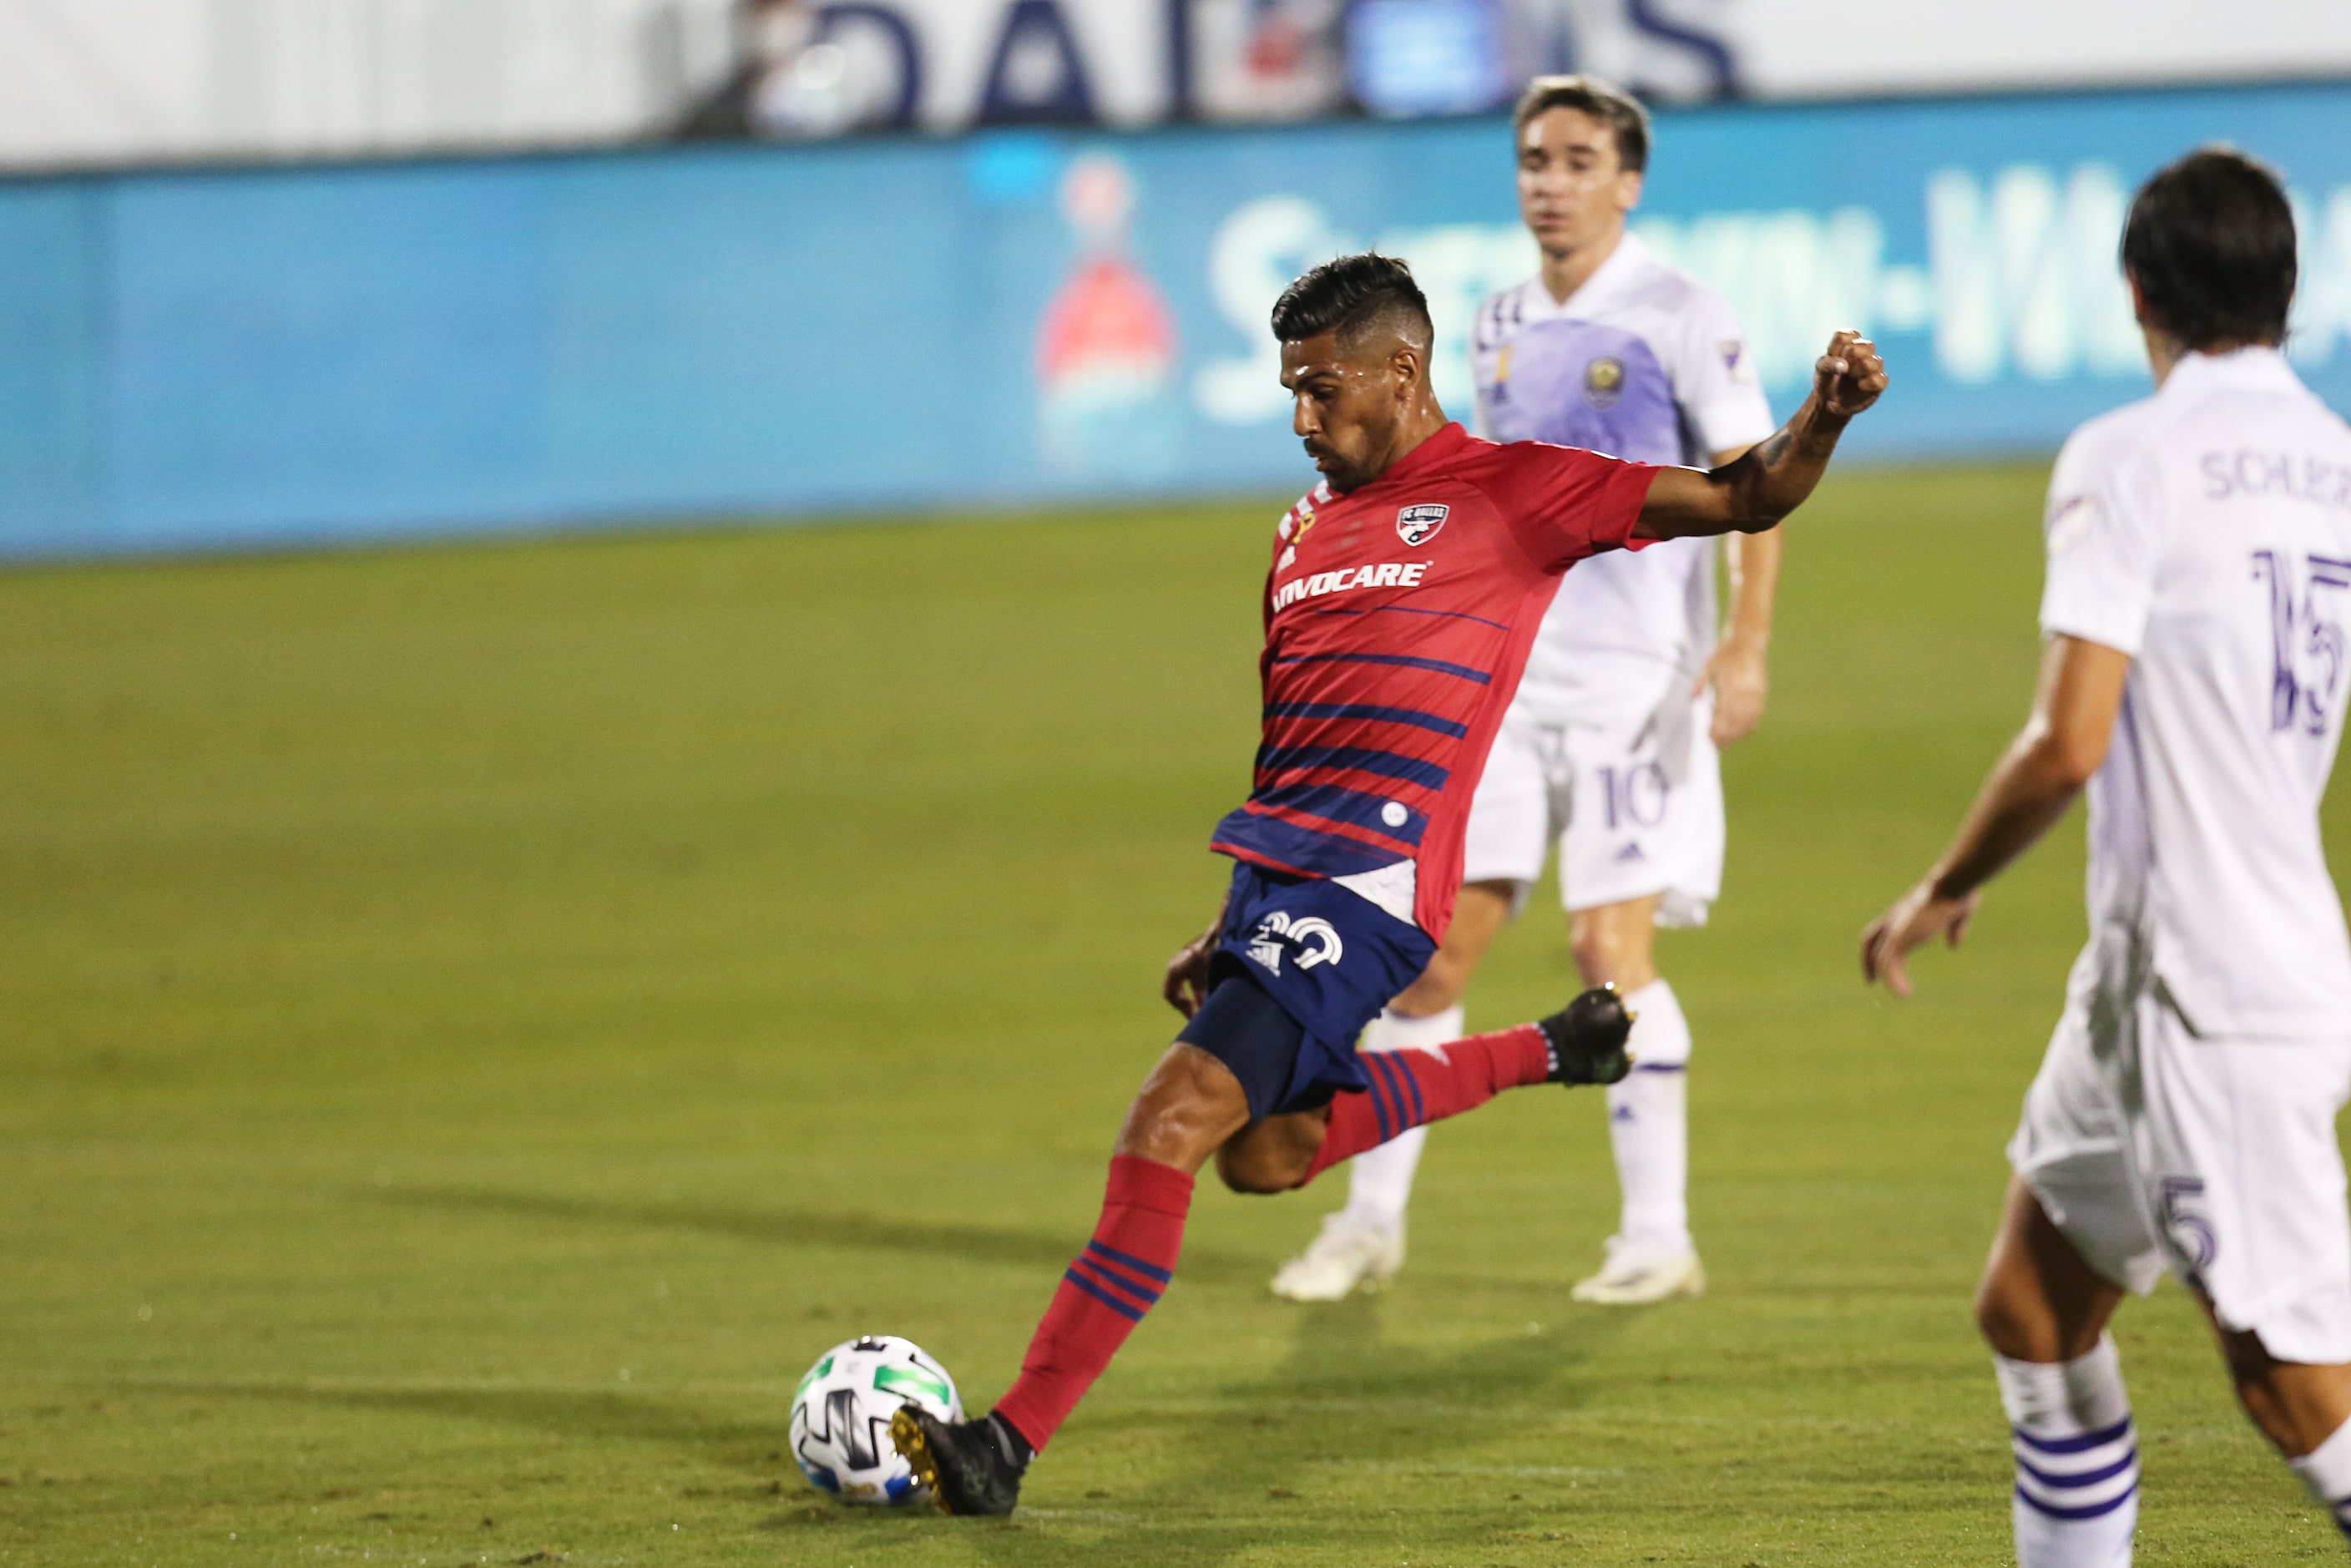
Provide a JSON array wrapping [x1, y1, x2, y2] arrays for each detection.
[[1209, 422, 1657, 939]]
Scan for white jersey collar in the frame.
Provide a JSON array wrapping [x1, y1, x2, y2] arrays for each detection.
[[2161, 344, 2297, 399], [1516, 230, 1652, 322]]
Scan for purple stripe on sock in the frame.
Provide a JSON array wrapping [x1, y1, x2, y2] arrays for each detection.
[[2016, 1449, 2136, 1491], [2011, 1418, 2131, 1456], [2015, 1480, 2136, 1521]]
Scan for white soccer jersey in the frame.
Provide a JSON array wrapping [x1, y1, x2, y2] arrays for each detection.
[[1469, 233, 1774, 719], [2040, 346, 2351, 1038]]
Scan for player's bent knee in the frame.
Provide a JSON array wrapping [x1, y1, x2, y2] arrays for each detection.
[[1212, 1111, 1326, 1194], [1212, 1142, 1299, 1195]]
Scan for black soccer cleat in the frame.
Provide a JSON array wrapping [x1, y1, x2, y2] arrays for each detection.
[[1540, 984, 1636, 1086], [891, 1406, 1029, 1517]]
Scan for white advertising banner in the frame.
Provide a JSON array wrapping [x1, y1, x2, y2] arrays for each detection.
[[3, 0, 2349, 169]]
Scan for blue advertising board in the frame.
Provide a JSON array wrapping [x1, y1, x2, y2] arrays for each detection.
[[4, 81, 2351, 559]]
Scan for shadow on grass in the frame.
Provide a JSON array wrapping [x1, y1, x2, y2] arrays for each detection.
[[368, 1184, 1260, 1284], [948, 1292, 1645, 1567], [181, 1380, 775, 1462], [171, 1285, 1645, 1564]]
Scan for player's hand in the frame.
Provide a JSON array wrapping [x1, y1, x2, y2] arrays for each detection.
[[1814, 331, 1888, 419], [1859, 878, 1979, 998], [1163, 929, 1218, 1018], [1696, 633, 1769, 746]]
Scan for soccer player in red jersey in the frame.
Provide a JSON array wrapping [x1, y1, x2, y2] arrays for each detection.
[[893, 253, 1887, 1515]]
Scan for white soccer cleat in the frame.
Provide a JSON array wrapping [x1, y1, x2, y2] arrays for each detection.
[[1569, 1236, 1706, 1305], [1269, 1212, 1405, 1302]]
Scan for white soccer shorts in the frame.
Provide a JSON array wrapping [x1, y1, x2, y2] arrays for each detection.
[[1459, 657, 1725, 926], [2010, 977, 2351, 1364]]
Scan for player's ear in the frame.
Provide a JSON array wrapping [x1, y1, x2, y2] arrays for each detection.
[[1390, 343, 1424, 395], [1616, 169, 1644, 214]]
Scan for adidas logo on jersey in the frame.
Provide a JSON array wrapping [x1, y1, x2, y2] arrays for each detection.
[[1245, 912, 1344, 975], [1614, 842, 1646, 862], [1271, 562, 1428, 613]]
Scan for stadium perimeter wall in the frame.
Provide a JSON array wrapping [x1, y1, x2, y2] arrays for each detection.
[[4, 80, 2351, 560]]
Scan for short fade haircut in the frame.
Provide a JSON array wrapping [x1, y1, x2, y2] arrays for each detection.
[[2121, 145, 2297, 350], [1270, 252, 1434, 351], [1513, 73, 1650, 174]]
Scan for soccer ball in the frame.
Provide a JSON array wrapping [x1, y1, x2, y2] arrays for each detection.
[[788, 1334, 962, 1505]]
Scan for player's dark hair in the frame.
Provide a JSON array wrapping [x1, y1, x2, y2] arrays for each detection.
[[1270, 252, 1434, 351], [1513, 73, 1650, 174], [2121, 145, 2296, 351]]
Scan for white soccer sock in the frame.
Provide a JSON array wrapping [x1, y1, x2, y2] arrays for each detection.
[[1605, 978, 1691, 1251], [2288, 1413, 2351, 1545], [1341, 1004, 1464, 1236], [1995, 1337, 2139, 1567]]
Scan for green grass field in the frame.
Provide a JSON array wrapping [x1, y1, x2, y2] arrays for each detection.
[[4, 463, 2345, 1566]]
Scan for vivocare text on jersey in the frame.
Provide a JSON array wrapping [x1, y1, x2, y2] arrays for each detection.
[[1271, 562, 1433, 613]]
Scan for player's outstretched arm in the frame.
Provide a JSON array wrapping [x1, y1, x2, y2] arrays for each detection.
[[1859, 635, 2132, 997], [1635, 331, 1888, 540]]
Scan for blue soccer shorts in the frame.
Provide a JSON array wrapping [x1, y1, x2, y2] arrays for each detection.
[[1176, 862, 1437, 1120]]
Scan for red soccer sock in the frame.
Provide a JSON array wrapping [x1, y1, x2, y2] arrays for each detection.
[[992, 1153, 1193, 1454], [1299, 1021, 1553, 1186]]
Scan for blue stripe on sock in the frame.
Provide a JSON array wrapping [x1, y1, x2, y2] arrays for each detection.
[[2012, 1418, 2132, 1456], [2015, 1480, 2136, 1521], [1070, 1257, 1160, 1308], [1633, 1062, 1686, 1074], [1382, 1051, 1426, 1127], [1084, 1239, 1174, 1284], [1369, 1055, 1403, 1141], [2016, 1449, 2137, 1491], [1061, 1267, 1146, 1322], [1363, 1060, 1396, 1145]]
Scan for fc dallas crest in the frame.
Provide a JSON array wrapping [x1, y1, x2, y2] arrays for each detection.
[[1396, 503, 1449, 546]]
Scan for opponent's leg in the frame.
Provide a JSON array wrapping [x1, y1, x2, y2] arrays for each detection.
[[1976, 1177, 2137, 1567], [1565, 895, 1703, 1303], [1271, 883, 1510, 1302], [896, 1042, 1250, 1515], [2200, 1308, 2351, 1546]]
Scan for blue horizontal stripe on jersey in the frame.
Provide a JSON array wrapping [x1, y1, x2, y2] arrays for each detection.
[[1304, 602, 1510, 632], [1210, 808, 1407, 879], [1263, 701, 1469, 739], [1368, 602, 1512, 632], [1252, 781, 1426, 846], [1254, 744, 1450, 792], [1270, 650, 1492, 684]]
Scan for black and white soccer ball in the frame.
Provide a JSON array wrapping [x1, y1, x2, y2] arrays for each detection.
[[788, 1335, 963, 1505]]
